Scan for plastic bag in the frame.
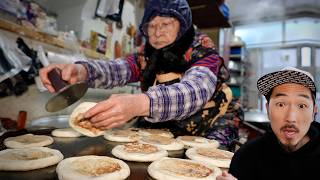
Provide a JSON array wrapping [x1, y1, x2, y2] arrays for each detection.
[[0, 34, 32, 83]]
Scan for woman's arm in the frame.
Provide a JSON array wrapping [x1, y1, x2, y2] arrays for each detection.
[[145, 66, 217, 122], [75, 54, 140, 88]]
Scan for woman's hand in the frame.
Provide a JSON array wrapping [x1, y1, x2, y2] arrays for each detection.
[[39, 63, 87, 93], [217, 171, 238, 180], [85, 94, 150, 129]]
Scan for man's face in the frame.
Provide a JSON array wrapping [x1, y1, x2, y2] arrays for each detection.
[[145, 16, 180, 49], [266, 83, 318, 152]]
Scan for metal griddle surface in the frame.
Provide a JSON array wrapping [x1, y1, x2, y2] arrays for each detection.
[[0, 134, 185, 180]]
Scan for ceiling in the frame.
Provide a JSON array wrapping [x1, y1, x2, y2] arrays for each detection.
[[226, 0, 320, 24]]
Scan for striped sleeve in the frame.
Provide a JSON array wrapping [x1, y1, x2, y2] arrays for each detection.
[[144, 66, 217, 122], [192, 53, 222, 75], [75, 56, 138, 88]]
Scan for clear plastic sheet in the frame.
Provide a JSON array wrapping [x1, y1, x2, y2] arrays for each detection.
[[0, 34, 31, 83]]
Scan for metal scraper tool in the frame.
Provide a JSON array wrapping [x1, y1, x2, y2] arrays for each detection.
[[45, 68, 88, 112]]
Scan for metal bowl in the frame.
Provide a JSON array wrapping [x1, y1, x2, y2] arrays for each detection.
[[26, 115, 70, 129]]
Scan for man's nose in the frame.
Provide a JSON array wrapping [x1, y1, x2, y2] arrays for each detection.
[[285, 105, 298, 123]]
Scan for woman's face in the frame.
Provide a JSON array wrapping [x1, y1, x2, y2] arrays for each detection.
[[144, 16, 180, 49]]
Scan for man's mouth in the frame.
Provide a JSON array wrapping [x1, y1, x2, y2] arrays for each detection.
[[283, 128, 298, 139], [281, 125, 299, 139]]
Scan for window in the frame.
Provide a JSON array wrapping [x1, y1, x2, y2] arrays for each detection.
[[301, 47, 311, 67], [262, 48, 297, 68], [316, 48, 320, 67], [285, 17, 320, 42], [235, 21, 282, 46]]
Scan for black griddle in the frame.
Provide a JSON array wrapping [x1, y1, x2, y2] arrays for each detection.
[[0, 130, 185, 180]]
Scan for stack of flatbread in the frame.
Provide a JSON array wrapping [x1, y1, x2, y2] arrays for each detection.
[[0, 147, 63, 171], [4, 134, 54, 149], [69, 102, 105, 137], [56, 155, 130, 180], [148, 157, 222, 180], [186, 147, 234, 168], [112, 142, 168, 162], [177, 136, 219, 149]]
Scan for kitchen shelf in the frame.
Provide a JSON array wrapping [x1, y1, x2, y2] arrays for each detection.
[[187, 0, 231, 28], [0, 19, 105, 59], [227, 42, 250, 108]]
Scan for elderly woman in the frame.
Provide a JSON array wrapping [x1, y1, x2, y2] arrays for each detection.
[[40, 0, 231, 138]]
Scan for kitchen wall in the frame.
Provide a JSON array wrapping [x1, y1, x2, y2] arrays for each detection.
[[0, 0, 145, 122], [0, 29, 141, 122]]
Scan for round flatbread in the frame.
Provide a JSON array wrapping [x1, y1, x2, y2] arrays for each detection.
[[0, 147, 63, 171], [148, 157, 222, 180], [4, 134, 54, 149], [51, 128, 82, 137], [104, 128, 141, 142], [69, 102, 105, 137], [56, 155, 130, 180], [186, 147, 234, 168], [139, 135, 184, 151], [112, 142, 168, 162], [138, 129, 174, 138], [176, 136, 219, 149]]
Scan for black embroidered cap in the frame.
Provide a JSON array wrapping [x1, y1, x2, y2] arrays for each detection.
[[257, 67, 316, 98]]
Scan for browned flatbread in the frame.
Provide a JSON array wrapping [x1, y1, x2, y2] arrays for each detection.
[[56, 155, 130, 180], [186, 147, 234, 168], [148, 157, 221, 180], [111, 142, 168, 162]]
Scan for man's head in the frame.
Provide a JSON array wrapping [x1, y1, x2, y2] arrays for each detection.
[[257, 67, 318, 152], [139, 0, 192, 49]]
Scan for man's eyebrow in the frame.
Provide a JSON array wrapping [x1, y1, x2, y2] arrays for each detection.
[[274, 93, 311, 99], [274, 93, 287, 97], [298, 94, 311, 100]]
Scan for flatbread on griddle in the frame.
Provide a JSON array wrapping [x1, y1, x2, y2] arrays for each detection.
[[104, 128, 141, 142], [56, 155, 130, 180], [186, 147, 234, 168], [111, 142, 168, 162], [51, 128, 82, 137], [4, 134, 54, 149], [0, 147, 63, 171], [176, 136, 219, 149], [148, 157, 222, 180]]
